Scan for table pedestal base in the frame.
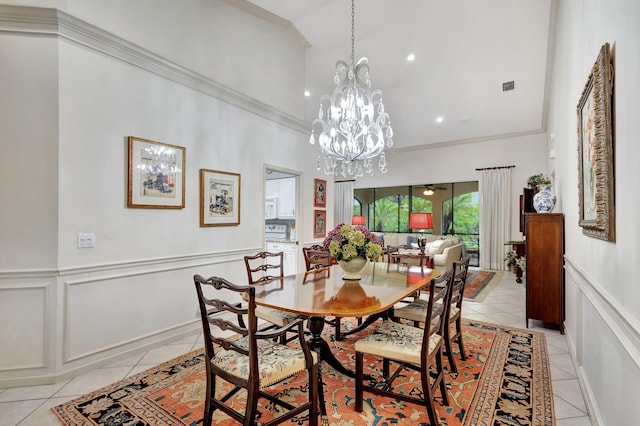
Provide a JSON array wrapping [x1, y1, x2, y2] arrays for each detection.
[[306, 316, 376, 424]]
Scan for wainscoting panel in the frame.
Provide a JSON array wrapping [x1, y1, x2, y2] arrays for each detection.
[[61, 250, 252, 364], [0, 249, 256, 387], [564, 257, 640, 425], [0, 280, 51, 371]]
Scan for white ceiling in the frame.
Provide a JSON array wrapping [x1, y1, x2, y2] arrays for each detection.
[[244, 0, 553, 151]]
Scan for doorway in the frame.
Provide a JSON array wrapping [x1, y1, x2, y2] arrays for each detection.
[[264, 168, 299, 275]]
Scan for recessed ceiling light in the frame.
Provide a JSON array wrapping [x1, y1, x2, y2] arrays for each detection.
[[304, 90, 310, 97], [436, 116, 444, 123], [407, 53, 416, 62]]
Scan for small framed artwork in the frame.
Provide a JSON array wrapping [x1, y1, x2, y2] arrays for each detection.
[[313, 209, 326, 238], [127, 136, 185, 209], [200, 169, 241, 227], [576, 42, 615, 241], [314, 178, 326, 207]]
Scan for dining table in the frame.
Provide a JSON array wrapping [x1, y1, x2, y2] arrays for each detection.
[[252, 261, 439, 422]]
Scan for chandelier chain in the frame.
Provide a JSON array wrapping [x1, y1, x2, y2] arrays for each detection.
[[310, 0, 393, 178], [350, 0, 355, 68]]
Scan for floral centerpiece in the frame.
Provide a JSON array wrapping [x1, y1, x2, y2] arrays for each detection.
[[323, 223, 382, 279]]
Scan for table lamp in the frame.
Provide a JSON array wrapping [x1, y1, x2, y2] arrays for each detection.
[[352, 215, 366, 226], [409, 213, 433, 254]]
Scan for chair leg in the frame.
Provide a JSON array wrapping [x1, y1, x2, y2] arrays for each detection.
[[421, 362, 440, 426], [436, 348, 449, 406], [456, 317, 466, 360], [244, 390, 259, 426], [382, 358, 390, 379], [355, 352, 364, 412], [203, 372, 214, 426], [309, 364, 319, 426], [443, 323, 457, 374]]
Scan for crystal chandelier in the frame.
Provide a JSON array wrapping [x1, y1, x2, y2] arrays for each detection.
[[309, 0, 393, 178]]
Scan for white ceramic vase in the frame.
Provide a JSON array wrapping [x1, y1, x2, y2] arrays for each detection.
[[338, 257, 367, 280], [533, 184, 557, 213]]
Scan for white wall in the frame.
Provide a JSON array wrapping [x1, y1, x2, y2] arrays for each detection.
[[545, 0, 640, 424], [0, 3, 324, 386], [0, 0, 306, 118]]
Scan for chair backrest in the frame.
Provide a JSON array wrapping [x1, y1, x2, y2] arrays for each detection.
[[244, 251, 284, 284], [422, 267, 455, 347], [451, 256, 471, 310], [302, 244, 335, 271], [193, 275, 257, 382]]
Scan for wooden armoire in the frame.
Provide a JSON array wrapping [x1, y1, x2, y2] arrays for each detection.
[[524, 213, 565, 333]]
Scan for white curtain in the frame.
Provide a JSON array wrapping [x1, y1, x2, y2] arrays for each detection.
[[478, 168, 512, 270], [334, 181, 354, 226]]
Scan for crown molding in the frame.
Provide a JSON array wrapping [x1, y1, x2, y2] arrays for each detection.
[[389, 129, 546, 154], [0, 5, 308, 134]]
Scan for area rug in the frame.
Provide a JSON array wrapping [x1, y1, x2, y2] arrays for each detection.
[[52, 319, 553, 425], [464, 270, 503, 301]]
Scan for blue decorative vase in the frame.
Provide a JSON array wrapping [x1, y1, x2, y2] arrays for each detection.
[[533, 184, 556, 213]]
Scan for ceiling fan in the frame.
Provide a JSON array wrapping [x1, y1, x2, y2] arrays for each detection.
[[423, 184, 448, 196]]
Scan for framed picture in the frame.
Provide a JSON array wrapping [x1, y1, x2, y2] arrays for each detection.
[[127, 136, 185, 209], [200, 169, 241, 227], [314, 178, 327, 207], [313, 210, 326, 238], [576, 43, 615, 241]]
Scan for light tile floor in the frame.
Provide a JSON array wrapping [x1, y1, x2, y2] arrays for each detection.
[[0, 269, 592, 425]]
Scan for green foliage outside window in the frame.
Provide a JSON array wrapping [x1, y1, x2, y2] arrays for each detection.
[[371, 194, 432, 232]]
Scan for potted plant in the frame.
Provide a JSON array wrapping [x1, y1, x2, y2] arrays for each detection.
[[527, 173, 551, 189], [504, 251, 525, 283], [504, 251, 520, 272]]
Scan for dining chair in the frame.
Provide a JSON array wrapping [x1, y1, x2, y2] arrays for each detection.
[[244, 251, 301, 343], [443, 256, 471, 372], [302, 245, 359, 341], [391, 257, 471, 373], [302, 244, 336, 273], [193, 274, 318, 426], [353, 268, 454, 426]]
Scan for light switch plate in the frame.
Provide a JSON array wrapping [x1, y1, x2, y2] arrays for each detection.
[[77, 233, 96, 248]]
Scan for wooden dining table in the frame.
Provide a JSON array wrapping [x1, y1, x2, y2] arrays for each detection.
[[252, 261, 438, 422]]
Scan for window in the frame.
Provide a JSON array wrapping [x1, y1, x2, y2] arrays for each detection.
[[353, 198, 362, 216], [354, 182, 479, 265]]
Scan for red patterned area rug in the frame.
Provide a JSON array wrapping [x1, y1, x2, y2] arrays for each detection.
[[464, 270, 503, 301], [52, 319, 553, 425]]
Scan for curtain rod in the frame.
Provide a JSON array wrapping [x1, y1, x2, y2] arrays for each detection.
[[334, 179, 356, 183], [475, 165, 515, 171]]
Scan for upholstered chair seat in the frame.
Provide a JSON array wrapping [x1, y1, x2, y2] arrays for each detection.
[[212, 336, 317, 387], [355, 321, 442, 365]]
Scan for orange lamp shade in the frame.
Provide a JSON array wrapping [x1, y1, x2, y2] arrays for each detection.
[[352, 215, 366, 225], [409, 213, 433, 230]]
